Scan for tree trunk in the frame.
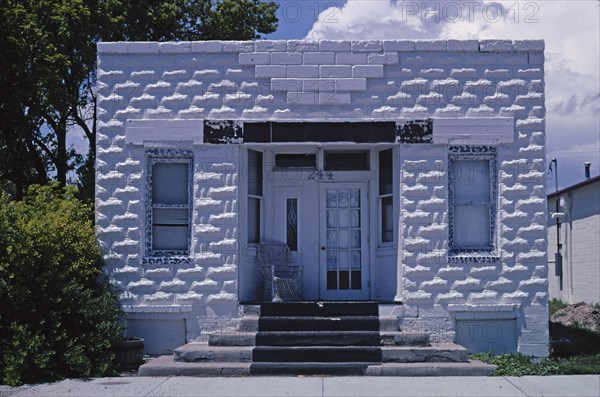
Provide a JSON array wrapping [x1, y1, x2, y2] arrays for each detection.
[[56, 117, 67, 186]]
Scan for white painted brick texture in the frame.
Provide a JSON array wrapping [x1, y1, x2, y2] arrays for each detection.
[[97, 40, 547, 354]]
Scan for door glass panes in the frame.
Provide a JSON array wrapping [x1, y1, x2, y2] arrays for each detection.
[[338, 190, 349, 207], [286, 198, 298, 251], [326, 188, 362, 290], [326, 191, 337, 208], [350, 189, 360, 208]]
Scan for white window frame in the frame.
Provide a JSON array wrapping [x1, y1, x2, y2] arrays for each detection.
[[144, 149, 193, 263], [448, 146, 498, 263]]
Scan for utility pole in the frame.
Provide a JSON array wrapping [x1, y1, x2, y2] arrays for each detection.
[[550, 158, 562, 289]]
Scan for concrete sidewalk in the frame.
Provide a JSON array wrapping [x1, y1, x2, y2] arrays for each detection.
[[2, 375, 599, 397]]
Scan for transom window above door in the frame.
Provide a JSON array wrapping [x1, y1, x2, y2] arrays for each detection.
[[324, 150, 370, 171], [269, 149, 371, 172], [274, 153, 317, 169]]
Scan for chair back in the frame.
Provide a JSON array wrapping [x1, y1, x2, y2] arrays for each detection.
[[257, 240, 290, 270]]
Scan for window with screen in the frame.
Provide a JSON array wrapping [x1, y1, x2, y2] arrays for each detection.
[[448, 148, 497, 257], [149, 159, 192, 254]]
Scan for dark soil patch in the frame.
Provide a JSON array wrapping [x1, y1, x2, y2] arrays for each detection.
[[549, 302, 600, 358]]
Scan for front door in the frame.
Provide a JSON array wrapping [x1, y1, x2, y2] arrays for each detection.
[[319, 183, 370, 300], [272, 181, 370, 300]]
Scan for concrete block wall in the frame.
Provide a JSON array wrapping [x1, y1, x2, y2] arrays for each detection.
[[548, 182, 600, 305], [97, 39, 547, 355]]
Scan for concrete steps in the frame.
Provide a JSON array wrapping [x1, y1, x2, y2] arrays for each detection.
[[173, 344, 253, 363], [260, 301, 379, 317], [258, 315, 380, 332], [138, 355, 250, 376], [253, 346, 382, 362], [382, 343, 468, 363], [209, 331, 256, 346], [250, 362, 374, 376], [137, 302, 497, 377], [366, 360, 497, 376], [250, 302, 381, 375], [256, 331, 380, 346], [139, 356, 495, 377]]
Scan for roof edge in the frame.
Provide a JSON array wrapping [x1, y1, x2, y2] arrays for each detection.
[[97, 39, 545, 55], [548, 175, 600, 198]]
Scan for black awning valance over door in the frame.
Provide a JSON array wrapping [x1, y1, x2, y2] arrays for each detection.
[[203, 119, 433, 144]]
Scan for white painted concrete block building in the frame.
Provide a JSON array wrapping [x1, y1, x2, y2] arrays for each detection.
[[96, 39, 549, 357], [548, 174, 600, 305]]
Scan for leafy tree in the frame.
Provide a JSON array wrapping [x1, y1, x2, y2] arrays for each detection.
[[0, 184, 122, 385], [0, 0, 279, 200], [0, 0, 52, 199]]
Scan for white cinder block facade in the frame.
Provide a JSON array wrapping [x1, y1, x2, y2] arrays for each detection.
[[548, 176, 600, 305], [97, 40, 549, 356]]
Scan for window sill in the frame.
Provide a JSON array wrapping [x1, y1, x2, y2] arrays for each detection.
[[142, 256, 192, 265], [448, 250, 499, 263], [448, 303, 519, 320]]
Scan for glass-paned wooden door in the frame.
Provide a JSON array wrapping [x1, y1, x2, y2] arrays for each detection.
[[319, 183, 369, 300]]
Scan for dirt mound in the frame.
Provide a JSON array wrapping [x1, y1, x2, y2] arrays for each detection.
[[550, 302, 600, 333]]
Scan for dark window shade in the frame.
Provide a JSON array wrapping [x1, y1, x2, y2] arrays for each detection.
[[325, 151, 370, 171], [248, 197, 261, 244], [379, 149, 393, 195], [275, 154, 316, 168], [381, 196, 393, 243], [248, 150, 263, 196]]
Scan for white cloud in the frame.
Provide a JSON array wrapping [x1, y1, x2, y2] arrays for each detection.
[[305, 0, 600, 187]]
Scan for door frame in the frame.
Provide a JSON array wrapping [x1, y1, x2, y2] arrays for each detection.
[[246, 144, 396, 301]]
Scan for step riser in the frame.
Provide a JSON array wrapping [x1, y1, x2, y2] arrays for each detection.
[[366, 361, 497, 376], [382, 345, 468, 363], [174, 347, 253, 363], [260, 302, 379, 317], [380, 332, 430, 346], [250, 363, 370, 376], [259, 317, 380, 332], [239, 317, 259, 332], [256, 333, 380, 347], [253, 348, 382, 363], [208, 332, 256, 347], [379, 316, 400, 332]]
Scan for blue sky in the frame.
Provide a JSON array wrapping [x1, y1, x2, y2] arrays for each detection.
[[264, 0, 600, 190], [266, 0, 347, 39]]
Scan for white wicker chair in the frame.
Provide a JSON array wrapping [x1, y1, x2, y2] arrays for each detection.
[[257, 241, 302, 302]]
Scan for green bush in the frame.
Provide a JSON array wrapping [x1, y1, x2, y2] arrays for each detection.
[[0, 184, 122, 386], [471, 352, 600, 376]]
